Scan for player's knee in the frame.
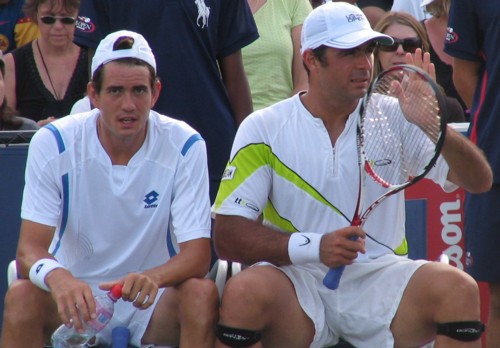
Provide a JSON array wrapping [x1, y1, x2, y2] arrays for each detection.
[[179, 278, 219, 316], [221, 273, 264, 309], [4, 280, 49, 322], [181, 277, 218, 301], [446, 271, 480, 308]]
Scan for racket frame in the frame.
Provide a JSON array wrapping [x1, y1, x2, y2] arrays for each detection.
[[323, 64, 448, 290]]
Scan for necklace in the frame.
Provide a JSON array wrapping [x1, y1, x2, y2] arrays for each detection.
[[36, 40, 60, 100]]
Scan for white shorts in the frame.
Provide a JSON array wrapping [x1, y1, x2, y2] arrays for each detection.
[[89, 287, 166, 347], [269, 254, 429, 348]]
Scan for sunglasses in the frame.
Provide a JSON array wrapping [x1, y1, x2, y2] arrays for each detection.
[[378, 37, 423, 53], [39, 16, 76, 25]]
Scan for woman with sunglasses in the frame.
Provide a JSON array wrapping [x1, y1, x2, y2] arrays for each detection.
[[373, 11, 465, 123], [3, 0, 88, 127]]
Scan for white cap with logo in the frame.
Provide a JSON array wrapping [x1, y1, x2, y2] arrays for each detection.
[[301, 2, 393, 53], [91, 30, 156, 77]]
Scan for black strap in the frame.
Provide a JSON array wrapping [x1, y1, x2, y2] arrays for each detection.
[[216, 324, 262, 347], [436, 321, 485, 342]]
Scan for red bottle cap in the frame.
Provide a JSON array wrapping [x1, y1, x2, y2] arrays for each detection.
[[109, 284, 123, 301]]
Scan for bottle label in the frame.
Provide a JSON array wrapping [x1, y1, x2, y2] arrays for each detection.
[[89, 307, 113, 331]]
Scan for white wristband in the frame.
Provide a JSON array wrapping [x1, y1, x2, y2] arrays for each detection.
[[288, 233, 322, 265], [29, 258, 66, 292]]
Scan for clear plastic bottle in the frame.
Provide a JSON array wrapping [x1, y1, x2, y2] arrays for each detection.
[[51, 284, 123, 348]]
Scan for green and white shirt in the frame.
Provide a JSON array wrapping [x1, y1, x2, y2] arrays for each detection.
[[213, 93, 452, 260]]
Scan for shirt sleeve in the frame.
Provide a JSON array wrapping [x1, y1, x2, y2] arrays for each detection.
[[216, 0, 259, 58], [291, 0, 312, 28], [444, 0, 481, 62], [73, 0, 110, 49], [170, 134, 212, 243], [20, 127, 64, 227], [212, 116, 271, 220]]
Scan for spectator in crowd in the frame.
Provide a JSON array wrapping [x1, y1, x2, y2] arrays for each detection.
[[3, 0, 88, 127], [0, 52, 38, 130], [211, 2, 491, 347], [373, 11, 465, 122], [357, 0, 393, 27], [421, 0, 468, 119], [0, 0, 39, 54], [244, 0, 312, 111], [445, 1, 500, 347], [73, 0, 258, 203], [0, 30, 218, 348]]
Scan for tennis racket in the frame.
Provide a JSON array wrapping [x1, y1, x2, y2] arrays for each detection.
[[323, 64, 448, 290]]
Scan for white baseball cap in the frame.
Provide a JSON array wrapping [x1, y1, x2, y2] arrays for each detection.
[[421, 0, 434, 6], [301, 2, 393, 53], [91, 30, 156, 76]]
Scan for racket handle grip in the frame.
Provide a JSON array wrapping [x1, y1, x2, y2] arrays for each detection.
[[323, 265, 345, 290], [323, 235, 358, 290]]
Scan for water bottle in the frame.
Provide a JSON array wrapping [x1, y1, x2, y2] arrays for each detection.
[[51, 284, 123, 348]]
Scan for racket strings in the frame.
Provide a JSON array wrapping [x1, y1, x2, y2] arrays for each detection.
[[361, 70, 442, 187]]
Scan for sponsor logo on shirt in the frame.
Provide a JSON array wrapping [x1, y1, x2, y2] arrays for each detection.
[[144, 190, 159, 209], [76, 16, 95, 33], [446, 27, 458, 43], [234, 197, 260, 212], [195, 0, 210, 28], [222, 166, 236, 181]]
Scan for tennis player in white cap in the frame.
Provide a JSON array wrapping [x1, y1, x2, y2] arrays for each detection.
[[211, 2, 491, 347], [1, 30, 218, 348]]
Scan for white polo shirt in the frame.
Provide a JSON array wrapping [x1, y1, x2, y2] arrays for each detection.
[[22, 109, 211, 284]]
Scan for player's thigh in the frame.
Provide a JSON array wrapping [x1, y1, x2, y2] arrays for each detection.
[[391, 262, 480, 346], [221, 265, 315, 344]]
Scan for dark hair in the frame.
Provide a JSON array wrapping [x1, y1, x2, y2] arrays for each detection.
[[91, 36, 157, 93], [303, 45, 329, 75], [24, 0, 81, 20], [310, 0, 324, 8]]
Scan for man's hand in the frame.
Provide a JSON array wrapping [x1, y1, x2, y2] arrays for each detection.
[[100, 273, 159, 310], [45, 268, 95, 332], [319, 227, 366, 268]]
